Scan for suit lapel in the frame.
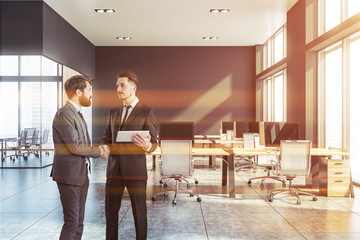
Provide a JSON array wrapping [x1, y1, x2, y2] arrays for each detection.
[[113, 107, 123, 132], [65, 102, 89, 145], [122, 102, 142, 128]]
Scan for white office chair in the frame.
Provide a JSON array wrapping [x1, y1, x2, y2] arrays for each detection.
[[245, 133, 286, 189], [151, 140, 202, 205], [235, 133, 257, 172], [268, 140, 318, 205]]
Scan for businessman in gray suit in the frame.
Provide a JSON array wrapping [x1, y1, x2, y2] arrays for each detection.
[[51, 75, 109, 240]]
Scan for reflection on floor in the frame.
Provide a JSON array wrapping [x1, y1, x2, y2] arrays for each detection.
[[1, 155, 360, 240]]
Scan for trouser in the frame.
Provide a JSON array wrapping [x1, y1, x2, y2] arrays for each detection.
[[57, 178, 89, 240], [105, 178, 147, 240]]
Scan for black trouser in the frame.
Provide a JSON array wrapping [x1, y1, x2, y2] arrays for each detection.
[[105, 178, 147, 240], [57, 179, 89, 240]]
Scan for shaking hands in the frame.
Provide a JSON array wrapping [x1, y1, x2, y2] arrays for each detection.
[[99, 145, 110, 159]]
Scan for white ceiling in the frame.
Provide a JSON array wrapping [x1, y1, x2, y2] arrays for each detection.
[[43, 0, 298, 47]]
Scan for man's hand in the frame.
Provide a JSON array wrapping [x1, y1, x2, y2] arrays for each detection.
[[131, 134, 151, 151], [99, 145, 110, 159]]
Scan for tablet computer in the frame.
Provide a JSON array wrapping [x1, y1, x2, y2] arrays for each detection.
[[116, 130, 150, 142]]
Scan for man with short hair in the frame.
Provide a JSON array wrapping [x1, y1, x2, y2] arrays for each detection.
[[51, 75, 109, 240], [103, 70, 158, 240]]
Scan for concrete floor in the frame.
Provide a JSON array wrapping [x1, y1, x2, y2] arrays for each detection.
[[1, 154, 360, 240]]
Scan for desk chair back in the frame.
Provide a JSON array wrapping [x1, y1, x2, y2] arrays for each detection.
[[41, 129, 49, 145], [19, 130, 27, 146], [160, 140, 193, 177], [252, 133, 276, 165], [23, 128, 37, 145], [243, 133, 258, 149], [280, 140, 311, 176]]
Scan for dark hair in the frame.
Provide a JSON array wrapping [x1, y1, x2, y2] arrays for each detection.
[[116, 70, 138, 86], [64, 75, 92, 98]]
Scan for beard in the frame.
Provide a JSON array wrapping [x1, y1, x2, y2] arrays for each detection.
[[79, 95, 91, 107]]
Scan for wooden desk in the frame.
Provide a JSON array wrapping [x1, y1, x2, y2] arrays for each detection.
[[194, 135, 205, 139], [151, 146, 351, 198], [204, 135, 221, 140], [230, 147, 351, 197], [308, 149, 351, 196], [194, 139, 212, 145]]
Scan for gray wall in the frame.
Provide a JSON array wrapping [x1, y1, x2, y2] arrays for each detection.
[[93, 46, 256, 141], [0, 1, 95, 78]]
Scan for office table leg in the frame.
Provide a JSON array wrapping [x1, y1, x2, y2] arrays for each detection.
[[209, 156, 216, 169], [152, 155, 156, 170], [228, 154, 235, 198], [222, 156, 228, 186]]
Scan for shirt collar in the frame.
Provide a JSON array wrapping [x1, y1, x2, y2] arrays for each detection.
[[124, 97, 139, 108], [68, 99, 82, 113]]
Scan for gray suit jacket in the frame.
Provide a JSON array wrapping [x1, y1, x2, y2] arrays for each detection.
[[51, 101, 101, 186]]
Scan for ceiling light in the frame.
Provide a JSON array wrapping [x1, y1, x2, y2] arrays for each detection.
[[116, 37, 132, 40], [95, 9, 115, 13], [203, 37, 218, 40], [210, 9, 230, 13]]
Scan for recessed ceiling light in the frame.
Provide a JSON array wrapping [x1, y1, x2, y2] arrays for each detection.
[[95, 9, 115, 13], [116, 37, 132, 40], [203, 37, 218, 40], [210, 9, 230, 13]]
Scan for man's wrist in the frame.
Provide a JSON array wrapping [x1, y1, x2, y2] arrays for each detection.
[[144, 143, 152, 152]]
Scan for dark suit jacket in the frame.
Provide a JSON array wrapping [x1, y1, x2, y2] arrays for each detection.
[[103, 101, 158, 180], [51, 102, 101, 186]]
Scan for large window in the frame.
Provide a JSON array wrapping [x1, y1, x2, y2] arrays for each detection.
[[0, 82, 18, 138], [263, 70, 287, 122], [0, 55, 63, 149], [323, 43, 343, 149], [320, 0, 360, 35], [319, 32, 360, 181], [349, 33, 360, 181], [262, 25, 287, 71]]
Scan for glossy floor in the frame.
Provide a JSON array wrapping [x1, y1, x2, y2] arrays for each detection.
[[1, 155, 360, 240]]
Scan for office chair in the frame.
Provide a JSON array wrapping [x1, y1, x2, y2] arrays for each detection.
[[5, 130, 29, 161], [151, 140, 202, 205], [34, 129, 50, 157], [268, 140, 318, 205], [235, 133, 256, 172], [22, 128, 39, 157], [246, 133, 286, 189]]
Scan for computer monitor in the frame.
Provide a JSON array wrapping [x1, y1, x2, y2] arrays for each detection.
[[263, 122, 299, 147], [159, 122, 194, 143], [234, 122, 259, 138], [220, 121, 234, 134]]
